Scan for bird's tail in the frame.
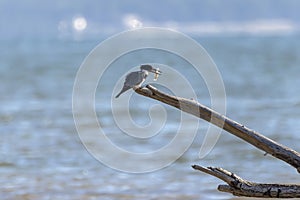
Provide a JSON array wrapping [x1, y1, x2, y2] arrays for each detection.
[[115, 92, 122, 98], [115, 86, 131, 98]]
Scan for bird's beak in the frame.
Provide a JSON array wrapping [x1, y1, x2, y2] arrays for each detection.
[[152, 68, 161, 81], [151, 68, 162, 75]]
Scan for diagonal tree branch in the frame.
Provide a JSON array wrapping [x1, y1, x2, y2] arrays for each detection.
[[135, 84, 300, 198], [135, 84, 300, 173]]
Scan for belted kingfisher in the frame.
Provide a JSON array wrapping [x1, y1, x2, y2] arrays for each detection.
[[115, 64, 161, 98]]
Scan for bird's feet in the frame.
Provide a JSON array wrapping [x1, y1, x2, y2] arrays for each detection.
[[134, 86, 153, 96]]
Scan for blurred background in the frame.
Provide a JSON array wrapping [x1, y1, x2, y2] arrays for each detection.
[[1, 0, 300, 38], [1, 0, 300, 199]]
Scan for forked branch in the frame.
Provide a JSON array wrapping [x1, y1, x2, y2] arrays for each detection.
[[135, 85, 300, 198]]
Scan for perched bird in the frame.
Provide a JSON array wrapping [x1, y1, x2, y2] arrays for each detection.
[[115, 64, 161, 98]]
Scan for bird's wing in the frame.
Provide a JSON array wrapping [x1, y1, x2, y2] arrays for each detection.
[[124, 71, 144, 87]]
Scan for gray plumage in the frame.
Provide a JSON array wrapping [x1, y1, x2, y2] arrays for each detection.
[[115, 70, 148, 98], [115, 65, 161, 98]]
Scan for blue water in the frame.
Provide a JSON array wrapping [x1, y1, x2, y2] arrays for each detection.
[[1, 33, 300, 200]]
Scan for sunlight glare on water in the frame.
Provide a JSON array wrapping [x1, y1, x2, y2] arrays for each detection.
[[72, 16, 87, 32], [122, 14, 143, 29]]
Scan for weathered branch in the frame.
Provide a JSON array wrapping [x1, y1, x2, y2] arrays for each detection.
[[135, 85, 300, 173], [135, 84, 300, 197], [192, 165, 300, 198]]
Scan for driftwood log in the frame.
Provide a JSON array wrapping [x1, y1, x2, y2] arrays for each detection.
[[192, 165, 300, 198], [134, 84, 300, 198]]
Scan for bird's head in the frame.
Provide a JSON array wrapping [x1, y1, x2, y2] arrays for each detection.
[[140, 64, 162, 74]]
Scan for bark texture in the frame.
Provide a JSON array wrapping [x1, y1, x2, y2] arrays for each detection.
[[134, 85, 300, 198]]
